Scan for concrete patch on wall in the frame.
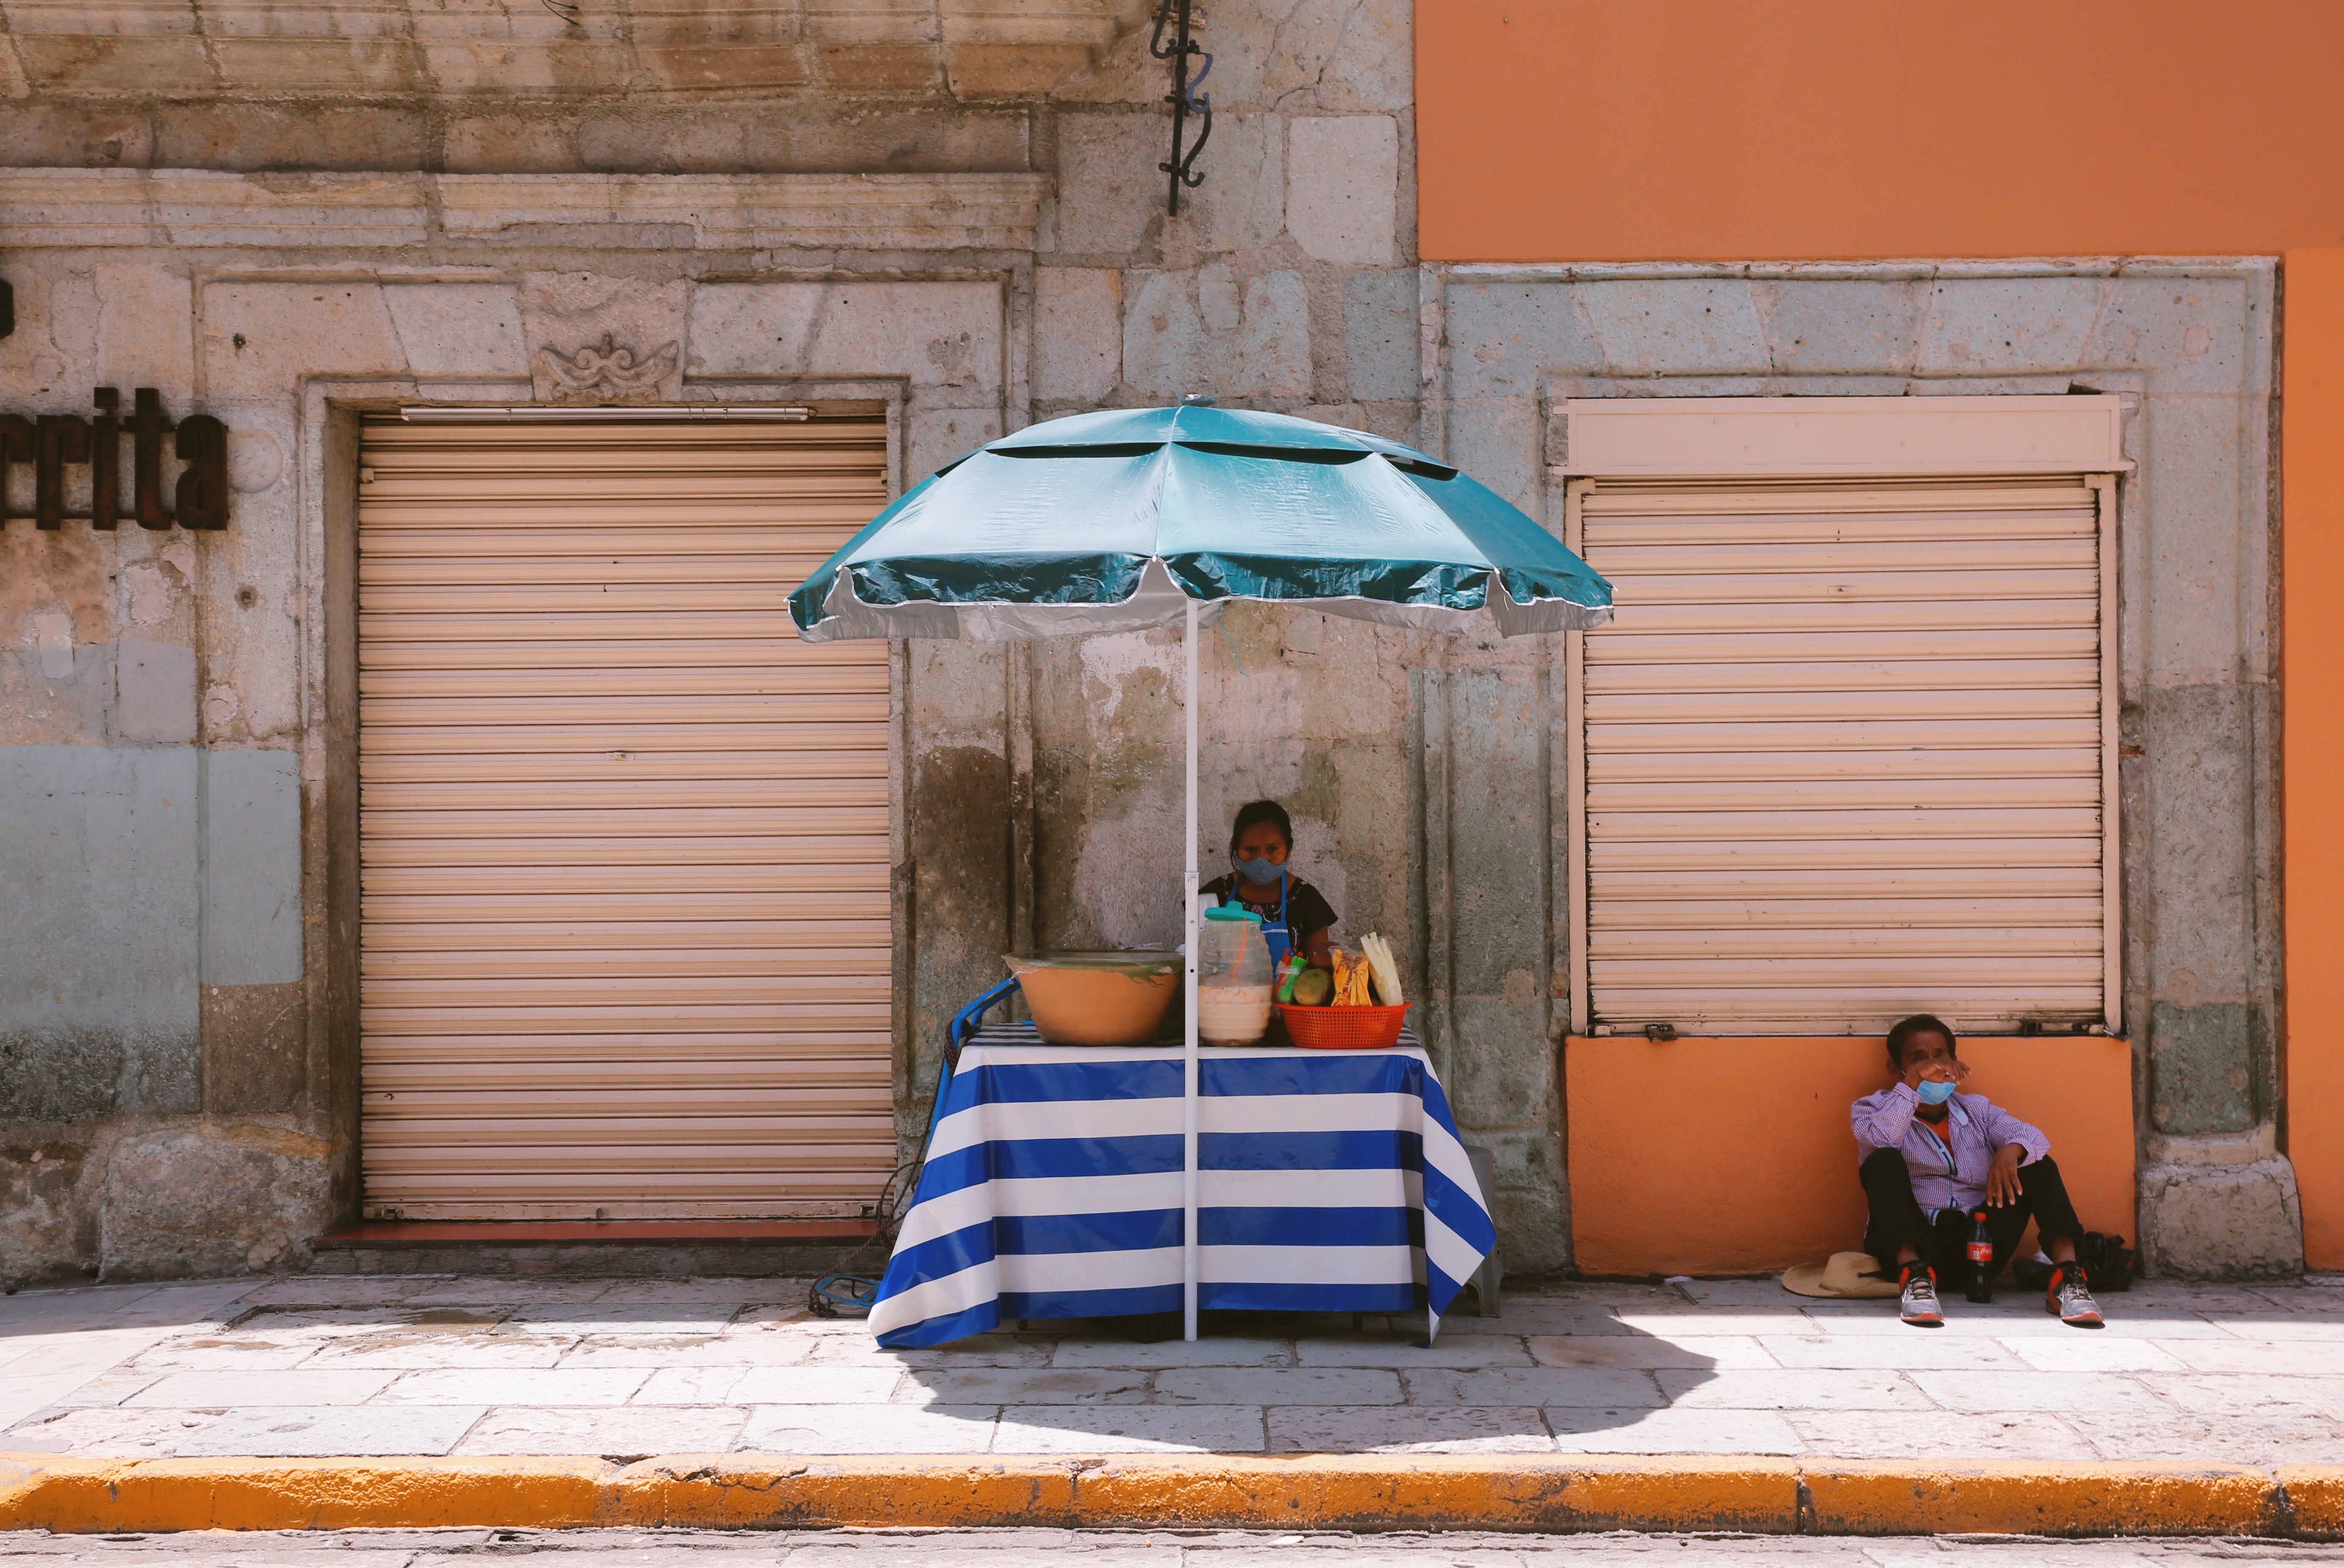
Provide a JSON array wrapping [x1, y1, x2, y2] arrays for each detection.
[[113, 641, 196, 744], [200, 747, 303, 988], [0, 745, 201, 1121]]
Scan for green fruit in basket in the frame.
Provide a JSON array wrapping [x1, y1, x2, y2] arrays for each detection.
[[1290, 968, 1333, 1006]]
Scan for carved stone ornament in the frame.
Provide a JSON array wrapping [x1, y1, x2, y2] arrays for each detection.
[[539, 334, 680, 404]]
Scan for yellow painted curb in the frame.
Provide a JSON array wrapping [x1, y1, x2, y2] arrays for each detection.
[[1, 1452, 2335, 1538], [2278, 1465, 2344, 1538], [1803, 1460, 2285, 1538], [608, 1455, 1800, 1533]]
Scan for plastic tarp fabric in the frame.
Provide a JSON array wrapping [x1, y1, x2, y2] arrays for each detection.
[[789, 407, 1612, 642]]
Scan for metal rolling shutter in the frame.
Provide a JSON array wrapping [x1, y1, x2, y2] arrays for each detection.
[[1565, 474, 2118, 1037], [357, 418, 894, 1219]]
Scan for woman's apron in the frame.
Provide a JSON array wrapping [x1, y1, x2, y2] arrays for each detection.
[[1224, 875, 1296, 972]]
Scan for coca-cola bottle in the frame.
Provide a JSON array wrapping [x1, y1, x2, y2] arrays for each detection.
[[1965, 1210, 1995, 1303]]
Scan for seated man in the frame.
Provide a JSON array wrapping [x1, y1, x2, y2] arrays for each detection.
[[1852, 1014, 2102, 1328]]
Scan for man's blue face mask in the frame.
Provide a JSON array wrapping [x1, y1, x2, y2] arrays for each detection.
[[1233, 855, 1286, 886], [1915, 1078, 1959, 1106]]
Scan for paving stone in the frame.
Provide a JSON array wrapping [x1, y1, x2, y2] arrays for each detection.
[[560, 1336, 810, 1368], [4, 1406, 223, 1457], [1653, 1370, 1932, 1411], [1400, 1368, 1662, 1409], [1527, 1335, 1777, 1371], [726, 1366, 909, 1404], [1786, 1409, 2081, 1459], [901, 1367, 1150, 1406], [1443, 1307, 1627, 1337], [2200, 1314, 2344, 1341], [47, 1371, 164, 1409], [125, 1369, 398, 1407], [1755, 1335, 2023, 1371], [2063, 1409, 2344, 1465], [0, 1327, 184, 1380], [632, 1366, 757, 1404], [174, 1404, 482, 1457], [228, 1307, 511, 1340], [1265, 1405, 1549, 1455], [738, 1403, 998, 1455], [1675, 1280, 1807, 1309], [1613, 1312, 1818, 1339], [377, 1368, 650, 1406], [1547, 1406, 1801, 1457], [1294, 1337, 1532, 1368], [501, 1306, 744, 1337], [2144, 1372, 2344, 1418], [227, 1278, 437, 1309], [1906, 1370, 2171, 1415], [402, 1279, 616, 1306], [995, 1405, 1265, 1454], [300, 1334, 575, 1370], [1052, 1337, 1293, 1368], [1805, 1309, 2094, 1339], [801, 1336, 1053, 1368], [586, 1280, 796, 1306], [1156, 1367, 1400, 1406], [121, 1340, 320, 1372], [2155, 1337, 2344, 1373], [1999, 1336, 2187, 1373], [450, 1404, 749, 1457]]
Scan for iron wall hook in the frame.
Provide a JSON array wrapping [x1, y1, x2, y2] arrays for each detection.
[[1152, 0, 1211, 213]]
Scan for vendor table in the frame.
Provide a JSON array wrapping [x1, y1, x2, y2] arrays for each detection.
[[867, 1023, 1497, 1348]]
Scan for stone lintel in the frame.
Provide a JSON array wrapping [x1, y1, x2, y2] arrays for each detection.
[[0, 170, 1054, 253]]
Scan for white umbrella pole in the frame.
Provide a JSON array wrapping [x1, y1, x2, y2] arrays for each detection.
[[1182, 595, 1200, 1342]]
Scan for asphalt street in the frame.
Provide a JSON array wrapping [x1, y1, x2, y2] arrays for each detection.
[[2, 1530, 2340, 1566]]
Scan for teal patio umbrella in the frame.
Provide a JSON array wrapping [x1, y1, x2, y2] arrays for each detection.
[[790, 404, 1613, 1338]]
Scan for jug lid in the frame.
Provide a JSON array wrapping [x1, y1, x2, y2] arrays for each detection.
[[1202, 905, 1264, 922]]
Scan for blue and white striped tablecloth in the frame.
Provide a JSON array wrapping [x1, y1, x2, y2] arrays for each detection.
[[868, 1025, 1497, 1348]]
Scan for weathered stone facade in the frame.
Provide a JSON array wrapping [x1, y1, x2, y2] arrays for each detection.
[[0, 1, 2297, 1283]]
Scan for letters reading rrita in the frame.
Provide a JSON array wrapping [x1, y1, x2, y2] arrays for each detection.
[[0, 388, 229, 530]]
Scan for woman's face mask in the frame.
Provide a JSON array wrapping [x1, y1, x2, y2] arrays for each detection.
[[1915, 1078, 1959, 1106], [1233, 855, 1286, 886]]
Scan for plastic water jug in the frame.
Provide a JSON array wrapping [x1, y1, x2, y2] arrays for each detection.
[[1197, 904, 1273, 1044]]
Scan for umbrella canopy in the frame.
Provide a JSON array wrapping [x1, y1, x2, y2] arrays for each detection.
[[790, 405, 1613, 641]]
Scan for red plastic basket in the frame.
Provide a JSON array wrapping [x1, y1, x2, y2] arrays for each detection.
[[1278, 1002, 1408, 1050]]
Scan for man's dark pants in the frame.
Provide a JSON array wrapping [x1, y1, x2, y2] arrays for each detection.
[[1859, 1147, 2085, 1288]]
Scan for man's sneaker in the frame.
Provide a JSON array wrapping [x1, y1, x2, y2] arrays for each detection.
[[2048, 1262, 2104, 1327], [1898, 1263, 1943, 1327]]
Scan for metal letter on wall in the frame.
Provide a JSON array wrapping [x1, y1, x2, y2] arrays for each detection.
[[0, 387, 230, 530]]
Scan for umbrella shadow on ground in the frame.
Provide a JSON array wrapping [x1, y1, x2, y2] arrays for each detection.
[[878, 1296, 1733, 1457]]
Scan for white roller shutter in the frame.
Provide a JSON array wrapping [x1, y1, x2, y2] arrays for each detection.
[[1565, 474, 2119, 1037], [357, 418, 894, 1220]]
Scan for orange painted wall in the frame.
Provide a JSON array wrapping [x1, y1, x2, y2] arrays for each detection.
[[1417, 0, 2344, 263], [1567, 1036, 2138, 1277], [1417, 2, 2341, 1274], [2285, 250, 2344, 1270]]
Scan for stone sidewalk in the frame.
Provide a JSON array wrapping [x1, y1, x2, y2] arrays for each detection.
[[5, 1274, 2342, 1465]]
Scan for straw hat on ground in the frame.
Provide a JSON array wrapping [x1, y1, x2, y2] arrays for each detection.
[[1781, 1251, 1902, 1299]]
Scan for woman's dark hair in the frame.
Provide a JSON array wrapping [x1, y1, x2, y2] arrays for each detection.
[[1228, 799, 1294, 856], [1886, 1013, 1957, 1072]]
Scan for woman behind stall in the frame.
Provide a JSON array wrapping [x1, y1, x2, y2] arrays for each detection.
[[1198, 799, 1337, 971]]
